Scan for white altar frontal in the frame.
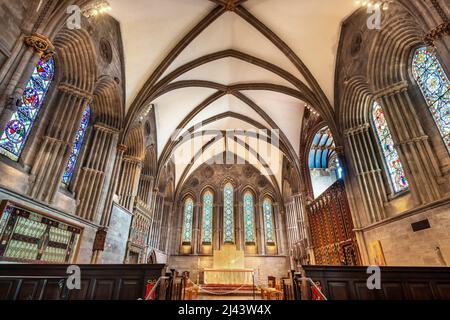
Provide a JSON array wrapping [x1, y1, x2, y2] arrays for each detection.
[[202, 245, 254, 285]]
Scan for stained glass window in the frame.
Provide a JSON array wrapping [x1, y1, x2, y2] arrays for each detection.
[[202, 191, 214, 244], [243, 192, 255, 243], [372, 102, 409, 193], [412, 47, 450, 153], [263, 197, 275, 243], [0, 58, 55, 161], [223, 183, 234, 243], [62, 106, 90, 185], [182, 197, 194, 244]]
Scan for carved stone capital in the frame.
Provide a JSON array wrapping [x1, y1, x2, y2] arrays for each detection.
[[424, 22, 450, 47], [58, 82, 93, 101], [117, 144, 128, 153], [373, 81, 409, 100], [24, 33, 55, 62]]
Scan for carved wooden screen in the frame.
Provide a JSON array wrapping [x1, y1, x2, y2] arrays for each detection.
[[0, 201, 82, 264], [307, 180, 360, 266]]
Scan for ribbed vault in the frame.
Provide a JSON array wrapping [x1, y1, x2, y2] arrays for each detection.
[[108, 0, 358, 193]]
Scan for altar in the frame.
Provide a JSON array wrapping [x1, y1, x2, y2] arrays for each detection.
[[202, 245, 254, 285]]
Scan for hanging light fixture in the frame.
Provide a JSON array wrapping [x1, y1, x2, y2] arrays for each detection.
[[354, 0, 391, 11], [82, 0, 112, 18]]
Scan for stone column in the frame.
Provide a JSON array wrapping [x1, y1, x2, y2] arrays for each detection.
[[75, 124, 118, 222], [256, 203, 265, 255], [29, 83, 92, 203], [214, 204, 221, 251], [100, 144, 127, 226], [376, 83, 442, 203], [117, 156, 143, 212], [193, 201, 201, 254], [344, 125, 388, 224]]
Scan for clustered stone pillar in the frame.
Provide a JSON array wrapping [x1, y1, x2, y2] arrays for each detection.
[[100, 144, 127, 226], [255, 203, 265, 255], [29, 83, 92, 203], [117, 156, 143, 211], [344, 124, 388, 224], [75, 124, 118, 222], [375, 82, 442, 204], [138, 175, 155, 204], [284, 194, 309, 254]]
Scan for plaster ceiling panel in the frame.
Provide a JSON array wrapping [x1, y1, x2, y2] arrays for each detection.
[[171, 57, 298, 90], [242, 90, 305, 155], [245, 0, 357, 106], [160, 11, 307, 83], [108, 0, 214, 109], [154, 87, 217, 156]]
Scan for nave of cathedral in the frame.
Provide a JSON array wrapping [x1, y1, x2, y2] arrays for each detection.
[[0, 0, 449, 301]]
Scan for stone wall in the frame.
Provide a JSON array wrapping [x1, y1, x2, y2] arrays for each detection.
[[361, 200, 450, 266], [0, 0, 29, 67]]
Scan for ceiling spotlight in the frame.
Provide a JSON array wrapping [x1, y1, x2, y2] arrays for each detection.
[[353, 0, 391, 11], [82, 0, 112, 18]]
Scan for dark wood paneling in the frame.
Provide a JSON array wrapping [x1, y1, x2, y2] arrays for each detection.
[[0, 264, 165, 301], [303, 266, 450, 300]]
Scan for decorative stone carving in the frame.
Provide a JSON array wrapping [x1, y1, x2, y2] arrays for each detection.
[[24, 33, 55, 62], [99, 38, 113, 64], [203, 166, 214, 179]]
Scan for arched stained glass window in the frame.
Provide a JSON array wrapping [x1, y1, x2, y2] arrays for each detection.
[[223, 183, 234, 243], [62, 106, 90, 185], [182, 197, 194, 244], [412, 47, 450, 153], [243, 192, 255, 243], [202, 191, 214, 244], [372, 102, 409, 193], [0, 58, 55, 161], [263, 197, 275, 243]]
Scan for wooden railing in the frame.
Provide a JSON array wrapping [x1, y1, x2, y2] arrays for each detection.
[[0, 264, 169, 300], [298, 266, 450, 300]]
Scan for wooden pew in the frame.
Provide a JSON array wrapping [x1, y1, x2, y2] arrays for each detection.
[[301, 265, 450, 300], [0, 264, 166, 300]]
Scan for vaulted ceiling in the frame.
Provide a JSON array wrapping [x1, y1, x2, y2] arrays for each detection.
[[108, 0, 358, 191]]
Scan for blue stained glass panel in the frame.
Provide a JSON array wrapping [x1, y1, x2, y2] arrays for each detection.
[[62, 107, 90, 185], [223, 183, 234, 243], [263, 197, 275, 243], [0, 59, 55, 161], [243, 192, 255, 243], [202, 191, 213, 243], [372, 102, 409, 193], [412, 47, 450, 153], [182, 198, 194, 243]]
